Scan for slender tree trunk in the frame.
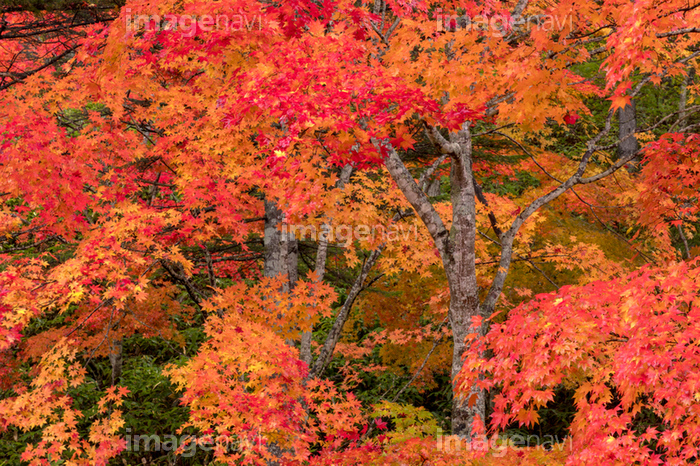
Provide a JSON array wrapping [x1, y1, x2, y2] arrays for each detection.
[[618, 100, 638, 161], [379, 78, 621, 439], [263, 199, 298, 346], [109, 338, 123, 386], [306, 156, 450, 378], [300, 165, 353, 365], [678, 68, 695, 129], [427, 178, 441, 197]]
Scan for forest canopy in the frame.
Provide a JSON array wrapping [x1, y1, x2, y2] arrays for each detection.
[[0, 0, 699, 464]]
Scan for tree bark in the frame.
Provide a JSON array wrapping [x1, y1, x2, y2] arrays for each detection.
[[678, 68, 695, 129], [263, 199, 297, 289], [443, 124, 485, 435], [262, 198, 298, 465], [307, 158, 444, 378], [618, 101, 638, 161], [109, 338, 123, 386]]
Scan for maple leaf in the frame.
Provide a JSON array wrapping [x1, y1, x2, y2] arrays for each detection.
[[391, 129, 415, 150], [609, 94, 632, 111]]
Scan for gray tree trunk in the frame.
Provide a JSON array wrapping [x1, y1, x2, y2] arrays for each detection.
[[678, 68, 695, 129], [381, 123, 485, 437], [263, 199, 298, 465], [263, 200, 297, 289], [109, 338, 123, 386], [306, 158, 446, 379], [443, 125, 485, 435], [427, 178, 441, 197], [618, 101, 638, 161]]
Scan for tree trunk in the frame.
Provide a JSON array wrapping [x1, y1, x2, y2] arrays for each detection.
[[262, 198, 298, 465], [427, 178, 441, 197], [300, 165, 353, 365], [380, 80, 623, 438], [381, 123, 485, 437], [618, 100, 638, 161], [443, 123, 486, 436], [678, 68, 695, 129], [263, 199, 298, 288], [447, 286, 485, 436], [109, 338, 123, 386]]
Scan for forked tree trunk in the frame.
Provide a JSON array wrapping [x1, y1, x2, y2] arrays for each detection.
[[380, 113, 609, 437], [381, 122, 486, 437], [443, 126, 486, 435]]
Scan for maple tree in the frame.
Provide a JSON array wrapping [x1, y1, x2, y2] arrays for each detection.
[[0, 0, 698, 464]]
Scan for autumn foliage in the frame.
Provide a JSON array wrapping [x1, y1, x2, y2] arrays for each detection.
[[0, 0, 699, 465]]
